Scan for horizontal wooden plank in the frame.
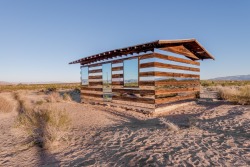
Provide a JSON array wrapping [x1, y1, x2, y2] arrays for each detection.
[[140, 71, 200, 79], [155, 94, 197, 104], [140, 62, 200, 72], [140, 53, 200, 66], [112, 59, 123, 64], [139, 81, 155, 86], [112, 81, 123, 85], [113, 96, 155, 104], [155, 87, 199, 95], [111, 85, 155, 90], [112, 66, 123, 71], [81, 93, 103, 98], [89, 75, 102, 79], [81, 87, 103, 91], [111, 100, 155, 109], [89, 69, 102, 73], [112, 88, 155, 95], [81, 90, 103, 95], [112, 74, 123, 78], [155, 80, 200, 86], [82, 96, 103, 102], [89, 81, 103, 86], [88, 63, 102, 68]]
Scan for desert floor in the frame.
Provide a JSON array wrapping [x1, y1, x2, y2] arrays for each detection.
[[0, 90, 250, 167]]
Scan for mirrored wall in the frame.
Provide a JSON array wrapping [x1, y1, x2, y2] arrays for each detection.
[[81, 66, 89, 86], [123, 58, 139, 87], [102, 63, 112, 101]]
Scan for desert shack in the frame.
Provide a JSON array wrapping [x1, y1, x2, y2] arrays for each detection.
[[69, 39, 214, 115]]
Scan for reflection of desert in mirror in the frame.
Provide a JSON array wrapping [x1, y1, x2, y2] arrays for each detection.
[[102, 63, 112, 101], [123, 58, 139, 87]]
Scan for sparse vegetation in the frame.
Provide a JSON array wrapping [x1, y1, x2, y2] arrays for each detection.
[[201, 80, 250, 87], [0, 83, 80, 92], [46, 92, 63, 103], [217, 85, 250, 105], [14, 92, 71, 148], [0, 96, 14, 112], [63, 93, 72, 101], [16, 107, 71, 148], [35, 100, 44, 105]]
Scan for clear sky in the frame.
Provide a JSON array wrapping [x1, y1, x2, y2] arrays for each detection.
[[0, 0, 249, 83]]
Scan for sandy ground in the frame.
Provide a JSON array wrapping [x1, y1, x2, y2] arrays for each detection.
[[0, 90, 249, 166]]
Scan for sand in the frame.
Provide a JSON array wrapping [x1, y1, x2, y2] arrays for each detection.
[[0, 90, 249, 166]]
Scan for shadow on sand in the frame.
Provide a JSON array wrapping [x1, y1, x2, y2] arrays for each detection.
[[14, 92, 59, 167], [65, 101, 250, 166]]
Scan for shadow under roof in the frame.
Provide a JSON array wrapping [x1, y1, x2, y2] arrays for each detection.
[[69, 39, 214, 65]]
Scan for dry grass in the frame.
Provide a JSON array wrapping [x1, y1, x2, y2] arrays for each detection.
[[46, 92, 63, 103], [217, 85, 250, 105], [35, 100, 44, 105], [0, 83, 80, 92], [0, 96, 14, 113], [159, 118, 179, 131], [63, 93, 72, 101], [14, 92, 71, 149], [16, 107, 71, 148]]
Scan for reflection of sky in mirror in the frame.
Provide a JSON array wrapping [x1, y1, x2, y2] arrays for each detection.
[[81, 67, 88, 85], [102, 63, 112, 83], [124, 59, 138, 82]]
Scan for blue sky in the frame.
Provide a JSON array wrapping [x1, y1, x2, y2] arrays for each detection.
[[0, 0, 249, 82]]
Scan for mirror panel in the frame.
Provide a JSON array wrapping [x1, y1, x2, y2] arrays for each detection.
[[81, 67, 88, 86], [124, 58, 139, 87]]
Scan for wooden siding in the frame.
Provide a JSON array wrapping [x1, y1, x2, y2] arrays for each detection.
[[112, 88, 155, 95], [113, 96, 155, 104], [89, 69, 102, 73], [155, 80, 200, 86], [155, 93, 196, 104], [140, 71, 200, 79], [81, 51, 201, 111], [140, 53, 200, 66], [112, 66, 123, 71], [155, 87, 200, 95], [140, 62, 200, 72]]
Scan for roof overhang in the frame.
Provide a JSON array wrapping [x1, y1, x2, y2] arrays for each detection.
[[69, 39, 214, 65]]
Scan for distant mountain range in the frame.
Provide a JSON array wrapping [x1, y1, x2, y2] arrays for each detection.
[[210, 74, 250, 81]]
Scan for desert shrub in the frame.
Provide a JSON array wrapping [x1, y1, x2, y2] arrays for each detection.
[[37, 89, 46, 95], [16, 106, 71, 148], [13, 92, 30, 113], [217, 85, 250, 105], [46, 87, 57, 93], [46, 92, 63, 103], [63, 93, 72, 101], [201, 80, 250, 87], [159, 118, 179, 131], [35, 100, 44, 105], [0, 83, 80, 92], [73, 88, 81, 94], [0, 96, 14, 112]]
